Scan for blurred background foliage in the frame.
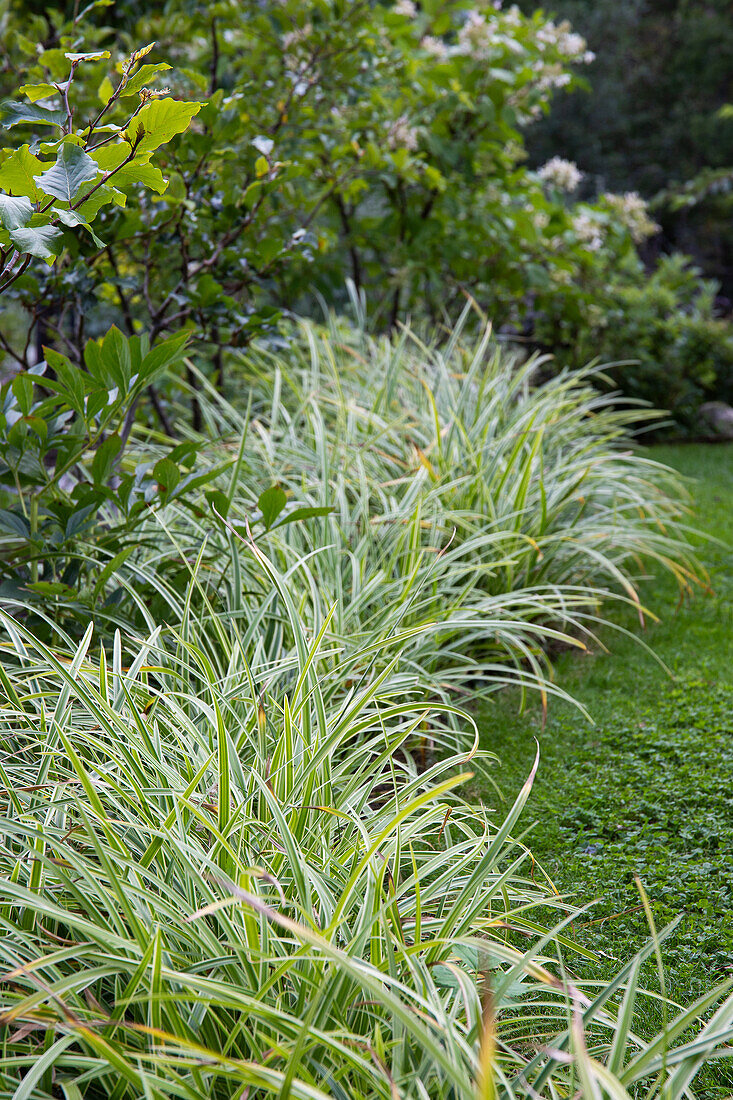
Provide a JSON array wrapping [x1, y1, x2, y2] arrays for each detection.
[[517, 0, 733, 300]]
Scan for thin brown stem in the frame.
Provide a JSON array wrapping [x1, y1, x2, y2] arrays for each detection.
[[0, 326, 27, 370], [105, 246, 137, 335], [333, 194, 362, 291], [61, 62, 76, 135], [71, 142, 141, 213], [147, 385, 173, 437], [0, 254, 32, 296]]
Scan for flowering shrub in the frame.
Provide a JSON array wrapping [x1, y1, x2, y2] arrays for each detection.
[[0, 0, 597, 363], [604, 190, 660, 243], [0, 0, 729, 428], [538, 156, 583, 191]]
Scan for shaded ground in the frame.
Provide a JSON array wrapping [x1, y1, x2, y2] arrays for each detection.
[[476, 444, 733, 1055]]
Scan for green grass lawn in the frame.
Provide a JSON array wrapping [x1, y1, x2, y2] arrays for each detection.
[[476, 443, 733, 1059]]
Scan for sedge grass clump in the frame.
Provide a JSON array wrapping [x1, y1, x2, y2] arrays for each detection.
[[1, 549, 732, 1098], [12, 312, 698, 718], [137, 310, 700, 705]]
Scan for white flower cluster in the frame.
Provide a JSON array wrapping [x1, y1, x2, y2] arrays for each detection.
[[603, 191, 659, 242], [572, 211, 604, 252], [457, 10, 498, 59], [387, 114, 419, 151], [537, 156, 583, 192], [550, 268, 573, 286], [535, 63, 571, 92], [421, 35, 449, 60], [557, 31, 587, 57], [282, 22, 312, 52], [459, 6, 587, 68], [513, 100, 544, 124], [536, 19, 595, 63], [394, 0, 417, 15], [282, 22, 315, 88]]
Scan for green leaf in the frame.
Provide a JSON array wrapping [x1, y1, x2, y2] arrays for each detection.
[[65, 503, 97, 538], [153, 457, 180, 496], [54, 207, 105, 248], [118, 63, 172, 99], [82, 337, 104, 382], [272, 505, 335, 530], [91, 433, 122, 485], [23, 414, 47, 443], [257, 485, 287, 530], [138, 332, 189, 387], [243, 181, 263, 209], [175, 460, 233, 496], [35, 143, 99, 203], [65, 51, 111, 63], [88, 144, 131, 172], [97, 76, 115, 105], [85, 389, 110, 421], [108, 162, 168, 195], [8, 224, 63, 261], [0, 194, 33, 231], [125, 98, 202, 155], [205, 489, 230, 518], [91, 545, 135, 598], [0, 509, 31, 537], [18, 82, 63, 104], [90, 146, 169, 195], [168, 441, 199, 469], [73, 181, 126, 220], [26, 580, 77, 598], [0, 145, 45, 201], [100, 326, 131, 390], [0, 99, 65, 128], [42, 348, 87, 415]]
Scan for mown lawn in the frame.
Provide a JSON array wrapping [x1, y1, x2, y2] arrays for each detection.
[[476, 443, 733, 1046]]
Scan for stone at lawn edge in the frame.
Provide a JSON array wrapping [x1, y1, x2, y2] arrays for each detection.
[[699, 402, 733, 439]]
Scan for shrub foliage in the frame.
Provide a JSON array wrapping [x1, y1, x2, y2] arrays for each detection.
[[1, 0, 730, 425]]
